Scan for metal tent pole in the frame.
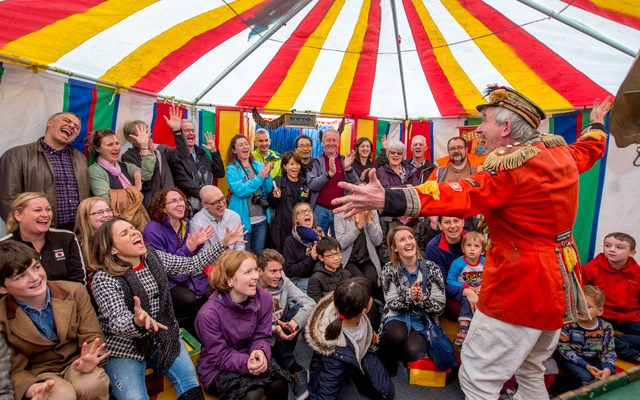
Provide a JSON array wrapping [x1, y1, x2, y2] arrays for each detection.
[[193, 0, 314, 104], [389, 0, 409, 120]]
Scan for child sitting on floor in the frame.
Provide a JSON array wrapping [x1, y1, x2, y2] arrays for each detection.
[[0, 240, 110, 400], [582, 232, 640, 362], [557, 285, 616, 387], [306, 277, 394, 399], [307, 237, 351, 303], [446, 231, 486, 345]]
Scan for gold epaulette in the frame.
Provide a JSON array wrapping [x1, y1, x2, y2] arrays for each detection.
[[579, 129, 607, 141], [539, 133, 567, 148], [415, 180, 440, 200], [483, 143, 540, 171]]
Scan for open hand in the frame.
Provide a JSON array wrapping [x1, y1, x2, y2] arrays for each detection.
[[260, 163, 273, 179], [222, 224, 248, 247], [463, 288, 479, 313], [590, 96, 613, 125], [133, 296, 168, 332], [73, 338, 110, 374], [332, 169, 385, 218], [203, 132, 217, 153], [186, 226, 214, 251], [130, 124, 150, 150], [25, 380, 56, 400], [344, 150, 355, 171], [163, 104, 183, 132]]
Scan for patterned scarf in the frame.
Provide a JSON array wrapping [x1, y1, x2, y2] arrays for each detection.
[[97, 157, 132, 189]]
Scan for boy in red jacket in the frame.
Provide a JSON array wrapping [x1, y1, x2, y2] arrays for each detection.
[[582, 232, 640, 362]]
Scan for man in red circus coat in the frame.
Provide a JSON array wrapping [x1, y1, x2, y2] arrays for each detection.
[[333, 87, 612, 400]]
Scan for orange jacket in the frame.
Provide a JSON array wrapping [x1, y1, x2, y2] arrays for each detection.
[[390, 131, 606, 329]]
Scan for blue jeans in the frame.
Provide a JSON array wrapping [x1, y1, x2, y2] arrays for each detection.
[[557, 357, 611, 386], [313, 204, 334, 237], [291, 277, 309, 292], [104, 342, 199, 400], [612, 321, 640, 361], [245, 219, 268, 253]]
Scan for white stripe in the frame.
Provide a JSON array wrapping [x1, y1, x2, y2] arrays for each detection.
[[422, 0, 511, 92], [485, 0, 636, 94], [293, 0, 363, 112], [53, 0, 229, 78], [193, 0, 317, 105], [395, 0, 441, 118]]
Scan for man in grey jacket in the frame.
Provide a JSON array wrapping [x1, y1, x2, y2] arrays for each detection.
[[258, 249, 315, 400]]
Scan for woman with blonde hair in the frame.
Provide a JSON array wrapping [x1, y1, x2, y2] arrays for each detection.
[[74, 196, 113, 281], [195, 250, 288, 400], [90, 217, 245, 400], [1, 192, 85, 283]]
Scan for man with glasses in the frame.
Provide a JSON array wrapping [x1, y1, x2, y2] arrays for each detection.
[[430, 137, 479, 183], [170, 119, 225, 216], [294, 135, 313, 177], [190, 185, 244, 250], [0, 112, 89, 231]]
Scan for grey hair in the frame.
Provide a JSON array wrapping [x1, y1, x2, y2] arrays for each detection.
[[181, 119, 195, 126], [411, 135, 426, 145], [491, 107, 538, 143], [255, 128, 269, 137], [385, 139, 405, 157]]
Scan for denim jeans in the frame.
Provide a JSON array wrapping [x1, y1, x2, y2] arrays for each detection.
[[103, 342, 199, 400], [612, 321, 640, 361], [557, 357, 610, 385], [245, 219, 268, 253], [313, 204, 334, 237]]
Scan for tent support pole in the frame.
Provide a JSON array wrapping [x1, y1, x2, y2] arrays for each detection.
[[516, 0, 637, 57], [389, 0, 409, 120], [193, 0, 314, 104]]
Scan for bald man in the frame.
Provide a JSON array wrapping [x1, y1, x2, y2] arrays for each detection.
[[190, 185, 245, 250]]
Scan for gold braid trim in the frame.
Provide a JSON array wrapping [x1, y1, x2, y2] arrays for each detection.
[[415, 181, 440, 200], [563, 246, 578, 273], [580, 130, 607, 141], [483, 145, 540, 171], [540, 134, 567, 148]]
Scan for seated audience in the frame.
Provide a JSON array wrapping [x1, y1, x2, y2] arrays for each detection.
[[170, 119, 225, 216], [88, 128, 154, 230], [375, 140, 417, 189], [283, 203, 325, 291], [268, 151, 309, 252], [196, 250, 288, 400], [582, 232, 640, 362], [0, 241, 109, 400], [121, 105, 190, 210], [557, 285, 616, 387], [306, 277, 394, 400], [191, 185, 245, 250], [90, 217, 244, 400], [307, 237, 352, 303], [0, 111, 89, 231], [143, 189, 214, 335], [294, 135, 313, 178], [375, 135, 436, 185], [307, 128, 358, 236], [74, 197, 113, 283], [378, 226, 445, 375], [1, 192, 85, 284], [352, 137, 375, 182], [226, 134, 274, 253], [446, 231, 486, 345], [257, 249, 315, 400]]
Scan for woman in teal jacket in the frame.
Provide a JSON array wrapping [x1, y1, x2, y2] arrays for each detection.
[[225, 134, 273, 253]]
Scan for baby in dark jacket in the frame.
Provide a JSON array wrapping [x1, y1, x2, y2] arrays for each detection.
[[307, 238, 351, 302]]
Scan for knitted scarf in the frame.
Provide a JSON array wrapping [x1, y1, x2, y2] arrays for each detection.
[[117, 249, 180, 373], [97, 157, 132, 189]]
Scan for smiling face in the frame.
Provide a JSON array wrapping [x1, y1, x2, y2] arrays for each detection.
[[0, 259, 48, 303], [284, 157, 301, 180], [357, 140, 371, 160], [163, 191, 187, 221], [319, 247, 342, 271], [259, 260, 283, 288], [88, 200, 113, 231], [181, 121, 197, 149], [388, 148, 403, 167], [322, 130, 340, 156], [110, 219, 147, 261], [201, 187, 227, 220], [229, 257, 260, 299], [439, 216, 464, 243], [392, 229, 417, 260], [476, 108, 512, 152], [14, 197, 52, 236], [254, 131, 271, 155], [447, 138, 467, 166], [411, 137, 426, 159], [233, 137, 251, 162], [295, 138, 312, 160], [294, 204, 314, 228], [95, 134, 121, 164], [45, 113, 81, 149]]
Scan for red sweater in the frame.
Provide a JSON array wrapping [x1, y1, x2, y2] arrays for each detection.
[[582, 253, 640, 324]]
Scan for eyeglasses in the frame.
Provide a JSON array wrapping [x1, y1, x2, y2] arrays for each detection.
[[203, 197, 226, 206], [90, 208, 113, 217], [165, 198, 186, 206], [323, 252, 341, 259], [389, 151, 403, 156], [296, 144, 312, 149], [296, 209, 312, 216]]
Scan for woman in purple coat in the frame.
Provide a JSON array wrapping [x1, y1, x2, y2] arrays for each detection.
[[143, 188, 213, 336], [195, 250, 288, 400]]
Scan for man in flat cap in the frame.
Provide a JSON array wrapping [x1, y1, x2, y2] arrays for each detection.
[[332, 86, 612, 400]]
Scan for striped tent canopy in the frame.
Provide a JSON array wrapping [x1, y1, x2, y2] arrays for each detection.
[[1, 0, 638, 120]]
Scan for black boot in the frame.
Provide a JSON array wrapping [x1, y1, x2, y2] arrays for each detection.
[[177, 386, 204, 400]]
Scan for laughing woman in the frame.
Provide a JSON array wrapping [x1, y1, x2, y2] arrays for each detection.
[[90, 217, 245, 400]]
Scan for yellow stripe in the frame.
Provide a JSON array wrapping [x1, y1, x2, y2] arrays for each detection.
[[411, 0, 484, 113], [320, 0, 371, 114], [101, 0, 263, 87], [340, 122, 353, 156], [441, 0, 572, 110], [0, 0, 158, 65], [266, 0, 348, 110], [589, 0, 640, 18]]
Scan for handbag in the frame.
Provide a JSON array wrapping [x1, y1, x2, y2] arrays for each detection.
[[417, 261, 459, 371]]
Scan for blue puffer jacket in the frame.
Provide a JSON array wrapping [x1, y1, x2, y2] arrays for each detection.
[[305, 293, 394, 400]]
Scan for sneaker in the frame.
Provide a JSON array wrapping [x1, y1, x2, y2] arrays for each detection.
[[455, 329, 468, 346], [291, 369, 310, 400]]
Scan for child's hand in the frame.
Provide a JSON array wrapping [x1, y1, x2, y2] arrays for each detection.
[[586, 364, 599, 377], [248, 349, 268, 375], [595, 368, 611, 380], [25, 380, 56, 400]]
